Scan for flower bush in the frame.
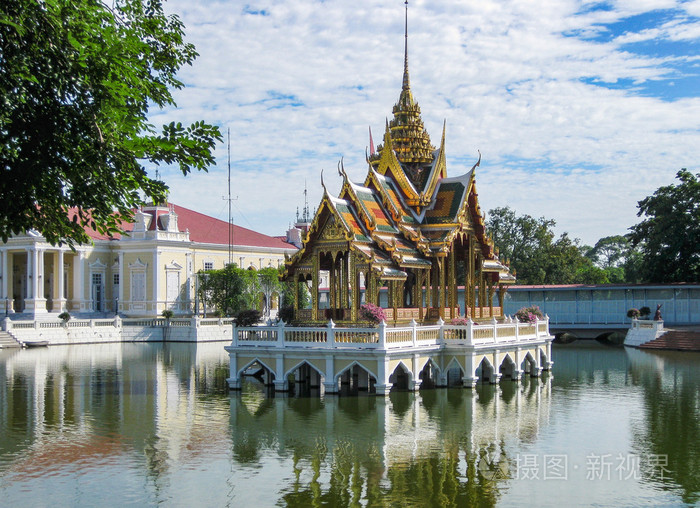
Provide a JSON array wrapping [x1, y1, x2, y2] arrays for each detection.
[[515, 306, 544, 323], [639, 306, 651, 318], [360, 303, 386, 324], [450, 317, 469, 326], [627, 308, 640, 319]]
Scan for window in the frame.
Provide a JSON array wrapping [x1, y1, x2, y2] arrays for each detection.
[[131, 272, 146, 302], [204, 261, 214, 271], [113, 273, 120, 286]]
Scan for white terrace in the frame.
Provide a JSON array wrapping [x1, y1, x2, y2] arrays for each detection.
[[225, 317, 554, 395]]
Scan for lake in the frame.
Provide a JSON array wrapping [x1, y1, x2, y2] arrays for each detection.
[[0, 342, 697, 507]]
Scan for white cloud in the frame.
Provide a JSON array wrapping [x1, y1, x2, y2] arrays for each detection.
[[154, 0, 700, 246]]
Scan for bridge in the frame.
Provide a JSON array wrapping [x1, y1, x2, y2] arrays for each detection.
[[501, 283, 700, 340]]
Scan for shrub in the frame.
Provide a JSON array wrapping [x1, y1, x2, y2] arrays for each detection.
[[278, 306, 294, 324], [161, 309, 174, 320], [451, 317, 469, 326], [237, 309, 262, 327], [360, 303, 386, 324], [515, 306, 544, 323], [58, 311, 71, 322], [639, 306, 651, 318], [627, 308, 640, 319]]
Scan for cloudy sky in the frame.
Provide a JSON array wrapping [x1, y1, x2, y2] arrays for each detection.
[[152, 0, 700, 246]]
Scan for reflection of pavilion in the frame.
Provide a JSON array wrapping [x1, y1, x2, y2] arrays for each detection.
[[229, 378, 552, 502]]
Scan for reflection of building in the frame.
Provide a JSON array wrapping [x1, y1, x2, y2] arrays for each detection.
[[0, 202, 297, 318], [229, 378, 552, 504], [282, 6, 513, 325]]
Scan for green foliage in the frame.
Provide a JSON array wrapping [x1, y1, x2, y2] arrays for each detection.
[[278, 306, 294, 324], [628, 170, 700, 283], [639, 306, 651, 318], [281, 278, 311, 309], [198, 264, 258, 317], [487, 206, 602, 284], [161, 309, 174, 319], [627, 308, 640, 319], [0, 0, 222, 246], [236, 309, 262, 327], [258, 267, 282, 317], [57, 311, 71, 322]]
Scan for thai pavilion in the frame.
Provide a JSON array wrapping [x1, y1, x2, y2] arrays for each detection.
[[283, 20, 514, 325]]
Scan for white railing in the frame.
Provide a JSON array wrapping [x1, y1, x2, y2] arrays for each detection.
[[231, 317, 551, 351], [1, 316, 233, 332]]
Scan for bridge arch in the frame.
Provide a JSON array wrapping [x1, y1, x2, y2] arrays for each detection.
[[336, 361, 377, 393], [285, 360, 325, 395], [444, 357, 465, 387], [499, 353, 520, 381], [418, 358, 441, 389], [389, 361, 412, 391], [237, 357, 277, 386], [474, 356, 496, 384], [520, 352, 538, 376]]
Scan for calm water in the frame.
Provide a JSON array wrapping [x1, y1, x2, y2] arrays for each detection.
[[0, 342, 697, 507]]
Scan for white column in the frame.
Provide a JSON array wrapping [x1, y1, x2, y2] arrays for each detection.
[[25, 247, 33, 300], [153, 250, 159, 315], [56, 249, 66, 312], [34, 248, 43, 301], [73, 251, 85, 313], [118, 251, 124, 311], [0, 249, 5, 301]]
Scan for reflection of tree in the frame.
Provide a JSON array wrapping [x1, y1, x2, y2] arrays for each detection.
[[630, 353, 700, 504], [281, 441, 507, 507]]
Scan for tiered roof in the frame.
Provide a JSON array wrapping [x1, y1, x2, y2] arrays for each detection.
[[284, 9, 513, 284]]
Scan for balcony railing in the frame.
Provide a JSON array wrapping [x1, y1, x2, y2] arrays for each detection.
[[231, 316, 551, 351]]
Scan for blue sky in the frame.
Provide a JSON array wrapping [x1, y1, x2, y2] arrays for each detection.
[[152, 0, 700, 246]]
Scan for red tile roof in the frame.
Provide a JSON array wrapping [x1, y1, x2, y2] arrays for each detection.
[[75, 204, 296, 250]]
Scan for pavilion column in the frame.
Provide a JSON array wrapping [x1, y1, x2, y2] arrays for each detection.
[[431, 260, 438, 310], [439, 257, 446, 319], [329, 254, 336, 311], [418, 270, 425, 320], [350, 254, 358, 322], [448, 248, 456, 318], [469, 237, 476, 318], [487, 278, 494, 317], [311, 254, 319, 321], [479, 258, 486, 318]]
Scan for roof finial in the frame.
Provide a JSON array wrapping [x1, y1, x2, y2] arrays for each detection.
[[403, 0, 410, 91]]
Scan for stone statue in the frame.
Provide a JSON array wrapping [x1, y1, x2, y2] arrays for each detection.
[[653, 304, 663, 321]]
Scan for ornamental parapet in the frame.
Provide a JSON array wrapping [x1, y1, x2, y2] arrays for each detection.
[[228, 316, 552, 352]]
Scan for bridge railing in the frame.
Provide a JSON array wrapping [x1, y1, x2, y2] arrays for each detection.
[[231, 317, 551, 350]]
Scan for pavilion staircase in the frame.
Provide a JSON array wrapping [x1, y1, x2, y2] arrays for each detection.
[[639, 329, 700, 352], [0, 330, 22, 349]]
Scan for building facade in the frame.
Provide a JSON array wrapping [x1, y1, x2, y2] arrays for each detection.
[[1, 202, 298, 318]]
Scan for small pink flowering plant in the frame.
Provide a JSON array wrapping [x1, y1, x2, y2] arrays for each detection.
[[450, 317, 470, 326], [360, 303, 386, 324], [515, 306, 544, 323]]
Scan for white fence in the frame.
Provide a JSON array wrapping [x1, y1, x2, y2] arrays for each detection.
[[2, 316, 235, 346], [233, 316, 551, 351]]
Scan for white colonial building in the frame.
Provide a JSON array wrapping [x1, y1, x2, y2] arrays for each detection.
[[0, 202, 298, 318]]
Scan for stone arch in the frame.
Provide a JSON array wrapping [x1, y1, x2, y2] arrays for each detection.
[[237, 357, 276, 386], [336, 361, 377, 393], [499, 353, 519, 381], [520, 351, 537, 375], [418, 357, 440, 389], [475, 356, 495, 384], [445, 357, 465, 387], [388, 361, 412, 391], [285, 360, 325, 396], [538, 346, 549, 369]]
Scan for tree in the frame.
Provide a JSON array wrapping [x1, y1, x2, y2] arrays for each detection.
[[258, 267, 282, 318], [0, 0, 222, 246], [198, 264, 259, 317], [628, 169, 700, 283], [587, 235, 629, 269], [486, 207, 598, 284]]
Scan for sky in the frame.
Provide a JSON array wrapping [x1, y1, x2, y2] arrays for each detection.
[[151, 0, 700, 247]]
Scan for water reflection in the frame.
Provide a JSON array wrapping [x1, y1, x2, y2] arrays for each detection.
[[0, 343, 698, 506], [231, 376, 552, 506]]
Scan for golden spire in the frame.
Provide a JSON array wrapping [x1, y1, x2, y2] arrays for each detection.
[[390, 0, 435, 190]]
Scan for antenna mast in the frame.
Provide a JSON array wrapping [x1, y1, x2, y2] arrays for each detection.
[[222, 129, 237, 265]]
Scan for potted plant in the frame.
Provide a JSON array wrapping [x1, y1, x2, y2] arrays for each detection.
[[515, 306, 544, 323], [639, 306, 651, 319], [627, 308, 640, 320], [360, 303, 386, 325], [58, 311, 71, 327]]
